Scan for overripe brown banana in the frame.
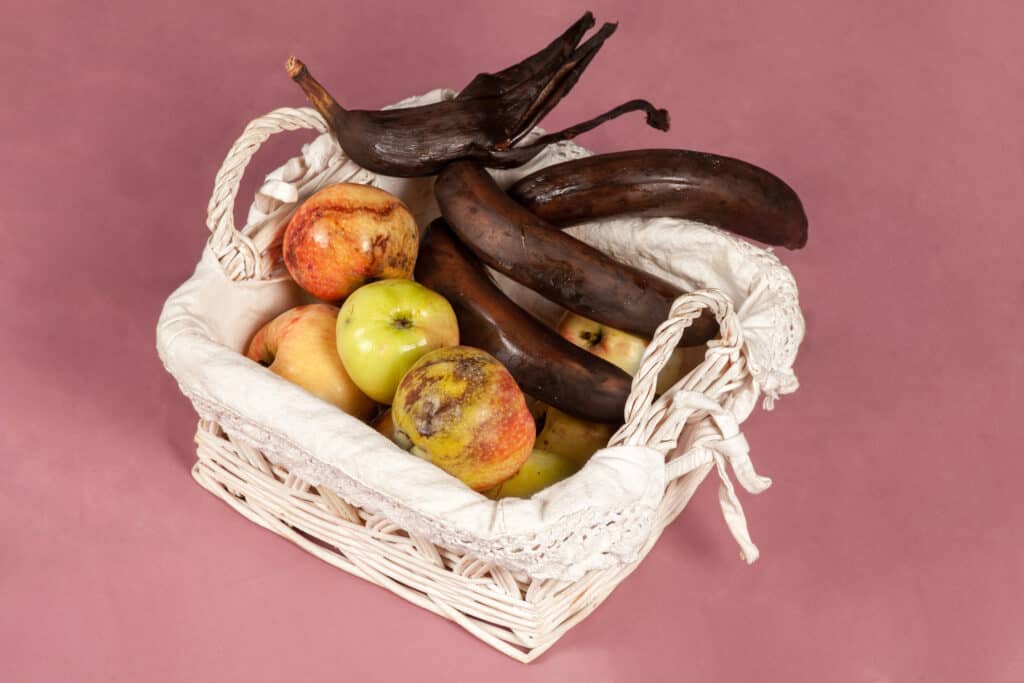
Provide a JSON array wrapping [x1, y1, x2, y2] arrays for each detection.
[[414, 219, 632, 424], [433, 160, 719, 345], [508, 149, 809, 249], [286, 13, 669, 177]]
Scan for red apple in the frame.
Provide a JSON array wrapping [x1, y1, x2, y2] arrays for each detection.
[[247, 304, 376, 421], [282, 183, 418, 301]]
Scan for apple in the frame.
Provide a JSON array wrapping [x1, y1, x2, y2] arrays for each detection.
[[337, 279, 459, 404], [247, 304, 376, 420], [371, 409, 413, 451], [486, 449, 580, 499], [542, 312, 709, 463], [283, 182, 419, 301], [535, 405, 617, 467], [557, 311, 707, 394], [656, 343, 707, 394], [392, 347, 535, 492], [558, 311, 649, 375]]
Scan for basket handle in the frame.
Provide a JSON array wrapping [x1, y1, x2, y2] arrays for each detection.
[[612, 288, 772, 563], [612, 288, 744, 449], [205, 107, 329, 281]]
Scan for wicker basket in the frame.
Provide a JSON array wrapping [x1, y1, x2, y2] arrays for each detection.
[[158, 103, 801, 662]]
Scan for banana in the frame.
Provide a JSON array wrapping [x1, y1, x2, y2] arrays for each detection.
[[508, 149, 808, 249], [414, 220, 632, 424], [433, 160, 719, 344], [286, 14, 669, 178]]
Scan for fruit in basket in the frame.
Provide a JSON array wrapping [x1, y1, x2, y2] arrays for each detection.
[[415, 220, 632, 424], [558, 312, 648, 375], [337, 279, 459, 404], [372, 409, 413, 450], [286, 13, 669, 177], [537, 314, 708, 463], [282, 183, 418, 301], [392, 347, 535, 491], [558, 312, 706, 394], [434, 160, 718, 344], [487, 449, 580, 499], [656, 344, 707, 394], [247, 304, 376, 420], [508, 149, 809, 249], [535, 406, 616, 467]]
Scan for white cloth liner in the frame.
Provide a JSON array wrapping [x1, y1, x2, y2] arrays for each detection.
[[157, 91, 804, 580]]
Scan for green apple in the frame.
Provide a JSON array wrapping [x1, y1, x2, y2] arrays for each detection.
[[487, 449, 580, 499], [337, 279, 459, 404]]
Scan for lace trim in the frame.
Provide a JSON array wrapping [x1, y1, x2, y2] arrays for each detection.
[[185, 389, 663, 581]]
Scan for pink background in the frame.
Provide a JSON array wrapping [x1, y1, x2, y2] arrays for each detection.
[[3, 1, 1021, 680]]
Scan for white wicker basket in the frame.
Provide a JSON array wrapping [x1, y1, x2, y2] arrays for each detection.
[[157, 96, 803, 662]]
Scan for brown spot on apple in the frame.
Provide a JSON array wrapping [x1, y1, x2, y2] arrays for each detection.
[[391, 347, 535, 491]]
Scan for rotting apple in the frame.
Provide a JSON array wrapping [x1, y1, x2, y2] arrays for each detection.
[[337, 279, 459, 404], [247, 304, 376, 420], [283, 183, 419, 301], [486, 449, 580, 499], [391, 347, 535, 492]]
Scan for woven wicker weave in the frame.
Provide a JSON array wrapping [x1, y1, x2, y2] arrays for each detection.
[[164, 105, 794, 662]]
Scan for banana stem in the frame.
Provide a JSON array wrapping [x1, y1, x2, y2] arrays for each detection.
[[287, 57, 345, 122]]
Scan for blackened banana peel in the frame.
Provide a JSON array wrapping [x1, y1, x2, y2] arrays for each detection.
[[509, 149, 809, 249], [287, 12, 669, 177], [434, 160, 719, 345], [416, 220, 632, 424]]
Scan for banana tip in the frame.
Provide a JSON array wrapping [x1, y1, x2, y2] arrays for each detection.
[[648, 108, 671, 131], [286, 56, 305, 79]]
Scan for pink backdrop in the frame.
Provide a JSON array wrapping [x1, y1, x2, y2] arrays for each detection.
[[3, 1, 1021, 680]]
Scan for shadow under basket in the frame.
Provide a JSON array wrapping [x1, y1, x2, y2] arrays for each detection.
[[159, 100, 803, 663]]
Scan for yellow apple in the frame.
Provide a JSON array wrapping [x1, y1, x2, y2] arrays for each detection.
[[545, 312, 708, 464], [656, 343, 707, 394], [557, 311, 648, 374], [392, 347, 535, 491], [557, 311, 706, 393], [535, 405, 617, 467], [247, 304, 376, 420], [487, 449, 580, 499]]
